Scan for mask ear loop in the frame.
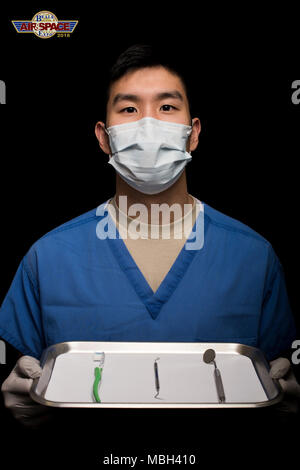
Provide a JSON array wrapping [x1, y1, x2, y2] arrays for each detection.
[[187, 121, 193, 154], [103, 125, 112, 157]]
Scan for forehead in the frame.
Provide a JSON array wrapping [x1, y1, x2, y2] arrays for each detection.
[[108, 66, 187, 103]]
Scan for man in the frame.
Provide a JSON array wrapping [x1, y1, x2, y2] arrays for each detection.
[[0, 44, 299, 427]]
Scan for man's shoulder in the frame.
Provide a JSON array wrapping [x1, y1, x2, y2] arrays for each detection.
[[40, 206, 99, 240], [203, 201, 271, 248], [25, 200, 110, 258]]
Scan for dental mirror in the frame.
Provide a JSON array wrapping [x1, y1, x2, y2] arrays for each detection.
[[203, 348, 226, 403], [203, 349, 216, 365]]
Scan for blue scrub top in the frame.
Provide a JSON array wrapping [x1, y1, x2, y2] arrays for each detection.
[[0, 199, 297, 361]]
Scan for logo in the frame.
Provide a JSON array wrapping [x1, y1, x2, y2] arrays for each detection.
[[95, 196, 205, 251], [291, 80, 300, 105], [0, 340, 6, 364], [12, 11, 78, 39], [292, 340, 300, 365], [0, 81, 5, 104]]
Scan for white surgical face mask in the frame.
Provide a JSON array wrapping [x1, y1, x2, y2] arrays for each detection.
[[105, 117, 193, 195]]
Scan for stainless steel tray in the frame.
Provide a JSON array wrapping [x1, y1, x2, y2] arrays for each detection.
[[30, 341, 283, 408]]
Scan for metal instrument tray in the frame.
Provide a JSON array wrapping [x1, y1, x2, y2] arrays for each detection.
[[30, 341, 283, 408]]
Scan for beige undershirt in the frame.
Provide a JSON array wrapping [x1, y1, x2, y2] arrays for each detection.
[[107, 195, 203, 293]]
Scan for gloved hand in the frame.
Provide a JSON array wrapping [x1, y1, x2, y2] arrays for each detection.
[[1, 355, 54, 428], [269, 357, 300, 414]]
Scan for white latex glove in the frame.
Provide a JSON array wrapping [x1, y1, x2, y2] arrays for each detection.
[[1, 355, 54, 428], [269, 357, 300, 414]]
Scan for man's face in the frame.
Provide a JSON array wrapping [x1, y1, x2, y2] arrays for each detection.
[[106, 66, 192, 127], [95, 65, 200, 156]]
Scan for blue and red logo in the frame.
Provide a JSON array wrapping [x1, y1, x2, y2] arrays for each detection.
[[12, 11, 78, 39]]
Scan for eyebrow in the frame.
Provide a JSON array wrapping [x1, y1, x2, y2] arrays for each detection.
[[112, 90, 184, 107]]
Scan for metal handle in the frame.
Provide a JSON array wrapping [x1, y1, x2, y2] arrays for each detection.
[[214, 368, 225, 403], [154, 362, 160, 392]]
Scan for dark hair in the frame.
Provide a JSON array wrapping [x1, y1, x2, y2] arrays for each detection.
[[106, 44, 193, 115]]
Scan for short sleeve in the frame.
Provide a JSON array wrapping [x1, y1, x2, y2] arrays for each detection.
[[0, 255, 46, 359], [258, 247, 297, 361]]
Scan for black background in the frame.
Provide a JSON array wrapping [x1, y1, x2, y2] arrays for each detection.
[[0, 6, 299, 467]]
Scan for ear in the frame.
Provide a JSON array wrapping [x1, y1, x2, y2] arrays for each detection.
[[95, 121, 111, 155], [188, 118, 201, 152]]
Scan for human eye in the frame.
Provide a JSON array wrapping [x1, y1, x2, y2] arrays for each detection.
[[160, 104, 177, 112], [120, 106, 137, 113]]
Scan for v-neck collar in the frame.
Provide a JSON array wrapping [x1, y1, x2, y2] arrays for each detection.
[[99, 199, 206, 320]]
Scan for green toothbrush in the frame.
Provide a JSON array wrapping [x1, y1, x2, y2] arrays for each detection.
[[93, 352, 105, 403]]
